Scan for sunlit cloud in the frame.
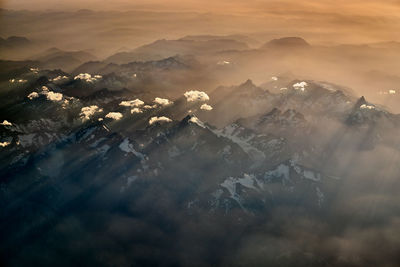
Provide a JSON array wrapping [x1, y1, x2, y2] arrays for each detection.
[[27, 92, 39, 100], [293, 81, 308, 92], [200, 104, 213, 111], [80, 105, 103, 121], [0, 120, 12, 126], [119, 99, 145, 107], [0, 141, 11, 147], [131, 108, 143, 114], [154, 97, 173, 106], [184, 90, 210, 102], [105, 112, 123, 120], [74, 73, 102, 83], [46, 91, 63, 102], [149, 116, 172, 125]]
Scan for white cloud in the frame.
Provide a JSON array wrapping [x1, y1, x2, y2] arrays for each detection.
[[119, 99, 144, 107], [293, 81, 308, 91], [200, 104, 213, 111], [149, 116, 172, 125], [131, 108, 143, 114], [143, 105, 156, 109], [0, 141, 11, 147], [217, 60, 231, 65], [0, 120, 12, 126], [51, 75, 68, 82], [46, 91, 63, 102], [154, 97, 173, 106], [9, 79, 27, 83], [62, 99, 70, 107], [74, 73, 102, 83], [184, 90, 210, 102], [74, 73, 91, 81], [105, 112, 123, 120], [27, 92, 39, 100], [80, 105, 103, 121], [360, 104, 375, 110]]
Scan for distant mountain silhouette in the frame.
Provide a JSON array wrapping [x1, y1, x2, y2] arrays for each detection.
[[0, 36, 31, 48], [262, 37, 311, 49]]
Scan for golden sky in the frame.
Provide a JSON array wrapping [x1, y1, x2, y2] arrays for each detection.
[[1, 0, 399, 43], [1, 0, 399, 15]]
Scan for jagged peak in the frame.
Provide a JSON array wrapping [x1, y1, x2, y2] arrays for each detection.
[[180, 114, 206, 128], [268, 107, 281, 115], [355, 96, 367, 107], [282, 109, 306, 121], [256, 108, 306, 126], [239, 79, 256, 88], [181, 114, 196, 123]]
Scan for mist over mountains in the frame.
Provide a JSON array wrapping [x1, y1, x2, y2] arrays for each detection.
[[1, 3, 400, 267]]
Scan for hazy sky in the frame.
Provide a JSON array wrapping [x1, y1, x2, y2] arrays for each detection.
[[2, 0, 400, 15], [1, 0, 399, 45]]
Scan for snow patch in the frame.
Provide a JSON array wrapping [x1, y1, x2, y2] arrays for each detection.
[[214, 124, 266, 162], [220, 174, 259, 210], [121, 176, 139, 192], [188, 116, 206, 128], [265, 164, 290, 180], [119, 138, 145, 160], [303, 170, 321, 182]]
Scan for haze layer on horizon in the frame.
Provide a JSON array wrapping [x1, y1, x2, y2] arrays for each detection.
[[2, 0, 400, 44]]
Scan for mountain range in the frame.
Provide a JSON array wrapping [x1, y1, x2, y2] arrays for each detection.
[[1, 58, 400, 265], [1, 30, 400, 265]]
